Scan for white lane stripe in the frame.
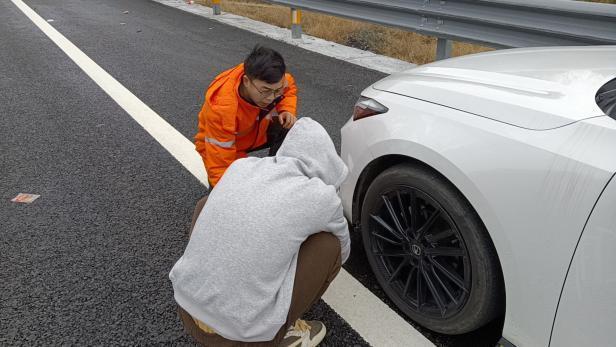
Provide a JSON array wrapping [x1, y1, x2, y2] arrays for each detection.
[[9, 0, 209, 189], [324, 271, 434, 346], [11, 1, 434, 346]]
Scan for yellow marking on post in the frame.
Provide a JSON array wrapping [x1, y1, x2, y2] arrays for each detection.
[[291, 8, 301, 25]]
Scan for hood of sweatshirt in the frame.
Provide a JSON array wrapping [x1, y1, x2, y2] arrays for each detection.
[[276, 117, 348, 188]]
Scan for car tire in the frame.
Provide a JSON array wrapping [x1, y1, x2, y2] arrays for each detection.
[[360, 163, 504, 334]]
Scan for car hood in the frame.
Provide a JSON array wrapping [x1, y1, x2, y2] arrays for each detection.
[[373, 46, 616, 130]]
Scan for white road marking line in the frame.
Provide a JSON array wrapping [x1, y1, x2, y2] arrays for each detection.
[[324, 270, 435, 346], [10, 0, 209, 188], [11, 1, 434, 345]]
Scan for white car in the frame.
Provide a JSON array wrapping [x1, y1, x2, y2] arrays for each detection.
[[339, 46, 616, 347]]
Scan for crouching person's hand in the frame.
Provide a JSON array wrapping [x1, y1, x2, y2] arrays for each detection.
[[278, 111, 297, 129]]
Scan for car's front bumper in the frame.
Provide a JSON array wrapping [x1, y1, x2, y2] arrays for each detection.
[[339, 115, 375, 223]]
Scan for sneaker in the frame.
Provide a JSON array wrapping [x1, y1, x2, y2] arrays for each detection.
[[280, 319, 326, 347]]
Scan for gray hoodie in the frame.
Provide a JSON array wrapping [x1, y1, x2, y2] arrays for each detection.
[[169, 118, 350, 342]]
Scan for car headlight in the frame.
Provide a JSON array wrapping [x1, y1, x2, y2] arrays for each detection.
[[353, 96, 389, 121]]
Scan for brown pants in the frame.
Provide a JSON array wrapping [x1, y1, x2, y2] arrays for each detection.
[[178, 196, 343, 346]]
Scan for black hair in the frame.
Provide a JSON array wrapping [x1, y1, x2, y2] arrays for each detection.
[[243, 45, 286, 84]]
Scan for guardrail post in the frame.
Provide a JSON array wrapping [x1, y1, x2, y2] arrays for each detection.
[[291, 8, 302, 39], [436, 37, 452, 60], [213, 0, 221, 15]]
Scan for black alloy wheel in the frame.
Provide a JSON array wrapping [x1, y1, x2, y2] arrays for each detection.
[[361, 163, 504, 334]]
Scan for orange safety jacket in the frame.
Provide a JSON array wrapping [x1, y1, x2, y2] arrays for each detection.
[[194, 63, 297, 187]]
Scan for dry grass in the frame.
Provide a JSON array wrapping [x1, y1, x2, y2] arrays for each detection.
[[196, 0, 491, 64]]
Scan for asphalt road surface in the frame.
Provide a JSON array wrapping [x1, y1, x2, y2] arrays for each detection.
[[0, 0, 502, 345]]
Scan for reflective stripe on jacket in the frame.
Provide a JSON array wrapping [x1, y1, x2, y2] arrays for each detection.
[[194, 63, 297, 187]]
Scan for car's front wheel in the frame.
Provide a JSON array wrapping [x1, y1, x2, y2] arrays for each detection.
[[360, 163, 504, 334]]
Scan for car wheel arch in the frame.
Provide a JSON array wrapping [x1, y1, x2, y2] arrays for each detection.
[[352, 153, 508, 319]]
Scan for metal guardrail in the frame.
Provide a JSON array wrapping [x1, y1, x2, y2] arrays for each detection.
[[212, 0, 616, 60]]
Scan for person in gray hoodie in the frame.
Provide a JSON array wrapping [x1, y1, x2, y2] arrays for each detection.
[[169, 117, 351, 347]]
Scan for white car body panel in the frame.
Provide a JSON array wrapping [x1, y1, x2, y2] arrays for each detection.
[[551, 163, 616, 346], [340, 46, 616, 346], [372, 46, 615, 130]]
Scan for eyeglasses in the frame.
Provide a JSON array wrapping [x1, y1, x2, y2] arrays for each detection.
[[249, 79, 285, 98]]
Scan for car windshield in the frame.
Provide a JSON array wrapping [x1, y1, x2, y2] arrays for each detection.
[[596, 78, 616, 120]]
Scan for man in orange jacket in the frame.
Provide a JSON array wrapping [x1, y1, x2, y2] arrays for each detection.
[[195, 45, 298, 187]]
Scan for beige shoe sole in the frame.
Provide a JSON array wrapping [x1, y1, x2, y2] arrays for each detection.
[[310, 324, 326, 347]]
